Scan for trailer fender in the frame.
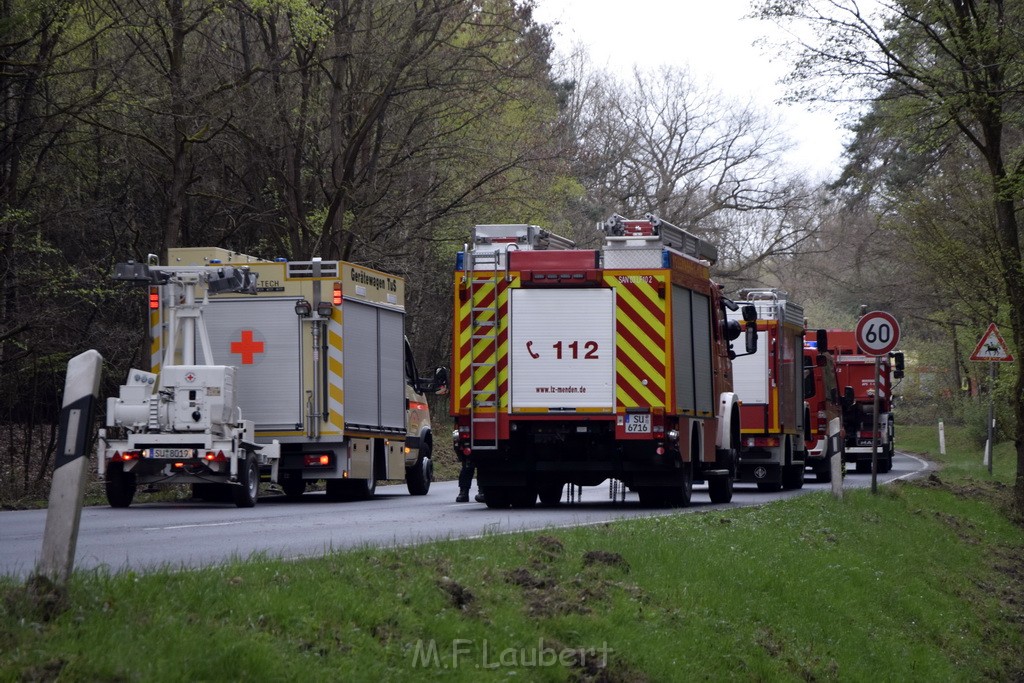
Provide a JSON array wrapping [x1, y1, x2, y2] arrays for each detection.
[[716, 392, 740, 450]]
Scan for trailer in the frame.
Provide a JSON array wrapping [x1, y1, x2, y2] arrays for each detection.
[[98, 248, 446, 507], [451, 215, 756, 508]]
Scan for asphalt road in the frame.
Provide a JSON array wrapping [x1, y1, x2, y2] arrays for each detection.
[[1, 453, 929, 580]]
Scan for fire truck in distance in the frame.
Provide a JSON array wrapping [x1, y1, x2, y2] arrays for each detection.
[[802, 329, 846, 482], [825, 329, 904, 473], [451, 215, 757, 508], [726, 289, 808, 491], [98, 248, 446, 508]]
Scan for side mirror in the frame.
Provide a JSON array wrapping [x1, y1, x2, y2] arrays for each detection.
[[724, 319, 742, 341], [741, 304, 757, 323], [745, 323, 757, 354], [816, 354, 826, 367], [432, 367, 449, 395], [816, 329, 828, 354], [892, 351, 905, 379]]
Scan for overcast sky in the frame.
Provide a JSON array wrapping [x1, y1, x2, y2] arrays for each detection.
[[531, 0, 848, 180]]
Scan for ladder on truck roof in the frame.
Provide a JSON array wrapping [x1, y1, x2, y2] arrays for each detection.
[[466, 247, 502, 451], [463, 224, 574, 449], [598, 213, 718, 264]]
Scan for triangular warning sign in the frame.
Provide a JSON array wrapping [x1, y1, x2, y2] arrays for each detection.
[[970, 323, 1014, 362]]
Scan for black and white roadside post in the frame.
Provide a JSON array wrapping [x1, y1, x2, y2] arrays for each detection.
[[38, 350, 103, 584], [968, 323, 1014, 476], [855, 311, 901, 495]]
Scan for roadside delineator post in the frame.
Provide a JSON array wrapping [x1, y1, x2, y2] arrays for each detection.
[[38, 350, 103, 584], [938, 420, 946, 455]]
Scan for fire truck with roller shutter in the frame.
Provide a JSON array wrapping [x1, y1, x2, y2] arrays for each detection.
[[450, 215, 757, 508], [98, 248, 446, 508], [825, 329, 903, 474], [726, 289, 808, 491], [802, 329, 845, 483]]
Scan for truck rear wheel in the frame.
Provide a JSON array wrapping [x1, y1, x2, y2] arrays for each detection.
[[105, 462, 136, 508], [482, 485, 512, 509], [782, 463, 805, 490], [708, 474, 733, 504], [233, 454, 259, 508], [538, 482, 564, 506], [281, 478, 306, 500]]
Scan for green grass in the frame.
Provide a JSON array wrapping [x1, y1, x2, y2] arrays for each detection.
[[2, 426, 1022, 681]]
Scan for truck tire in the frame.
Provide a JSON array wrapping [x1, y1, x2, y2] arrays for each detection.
[[405, 448, 433, 496], [326, 476, 376, 502], [815, 464, 833, 483], [509, 484, 537, 508], [105, 462, 136, 508], [665, 465, 693, 508], [281, 478, 306, 500], [708, 474, 733, 504], [782, 464, 805, 490], [482, 485, 512, 509], [233, 454, 259, 508], [538, 482, 564, 506]]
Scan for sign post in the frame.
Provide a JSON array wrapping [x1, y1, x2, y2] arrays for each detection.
[[969, 323, 1014, 476], [855, 311, 901, 494]]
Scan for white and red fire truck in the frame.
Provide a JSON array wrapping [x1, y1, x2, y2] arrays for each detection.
[[826, 329, 903, 473], [726, 289, 807, 491], [450, 215, 756, 508], [98, 248, 445, 508], [803, 329, 845, 482]]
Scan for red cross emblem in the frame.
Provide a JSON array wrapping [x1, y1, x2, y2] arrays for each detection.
[[230, 330, 265, 365]]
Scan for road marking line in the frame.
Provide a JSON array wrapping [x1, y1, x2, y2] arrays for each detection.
[[144, 521, 246, 531]]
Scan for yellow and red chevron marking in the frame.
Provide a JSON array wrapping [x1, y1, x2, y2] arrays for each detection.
[[453, 273, 518, 412], [149, 301, 162, 374], [605, 273, 668, 409]]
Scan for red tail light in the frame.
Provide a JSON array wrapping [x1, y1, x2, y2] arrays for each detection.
[[148, 287, 160, 310], [204, 450, 227, 462], [333, 282, 342, 306], [113, 450, 140, 462]]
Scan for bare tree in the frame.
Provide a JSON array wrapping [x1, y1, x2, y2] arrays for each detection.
[[562, 63, 816, 271]]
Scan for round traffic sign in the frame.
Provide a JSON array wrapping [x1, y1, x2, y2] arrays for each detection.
[[855, 311, 901, 356]]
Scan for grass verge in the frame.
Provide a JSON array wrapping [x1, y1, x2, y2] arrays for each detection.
[[1, 426, 1022, 681]]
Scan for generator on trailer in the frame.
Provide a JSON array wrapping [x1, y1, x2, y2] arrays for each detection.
[[727, 289, 808, 491], [451, 215, 756, 508], [98, 248, 445, 508], [825, 329, 903, 473], [802, 329, 846, 482]]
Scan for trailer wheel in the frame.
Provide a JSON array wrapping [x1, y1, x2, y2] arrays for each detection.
[[233, 454, 259, 508], [405, 444, 433, 496], [105, 462, 136, 508]]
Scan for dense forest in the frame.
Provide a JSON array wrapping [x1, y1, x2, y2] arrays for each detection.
[[3, 0, 1022, 510]]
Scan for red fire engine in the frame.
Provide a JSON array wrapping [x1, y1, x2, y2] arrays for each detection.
[[450, 215, 756, 508]]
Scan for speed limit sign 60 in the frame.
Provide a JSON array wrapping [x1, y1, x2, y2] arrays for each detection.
[[855, 311, 901, 356]]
